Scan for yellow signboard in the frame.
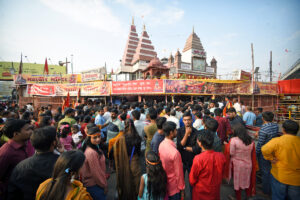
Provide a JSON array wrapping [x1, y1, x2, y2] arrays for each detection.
[[0, 62, 67, 80]]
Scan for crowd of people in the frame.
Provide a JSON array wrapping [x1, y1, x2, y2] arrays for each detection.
[[0, 96, 299, 200]]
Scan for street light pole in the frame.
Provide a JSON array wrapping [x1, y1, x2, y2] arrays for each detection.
[[71, 54, 73, 74]]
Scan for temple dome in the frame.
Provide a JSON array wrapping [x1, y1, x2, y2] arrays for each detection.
[[148, 57, 163, 68]]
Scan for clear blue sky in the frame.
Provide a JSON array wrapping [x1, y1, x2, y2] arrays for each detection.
[[0, 0, 299, 80]]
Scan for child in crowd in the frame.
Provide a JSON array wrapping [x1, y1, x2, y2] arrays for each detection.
[[71, 124, 83, 149], [138, 151, 167, 200], [59, 123, 74, 151], [189, 130, 226, 200]]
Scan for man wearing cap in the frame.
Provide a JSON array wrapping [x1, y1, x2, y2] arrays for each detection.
[[58, 108, 76, 128]]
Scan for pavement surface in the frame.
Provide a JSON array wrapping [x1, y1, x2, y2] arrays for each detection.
[[106, 171, 271, 200]]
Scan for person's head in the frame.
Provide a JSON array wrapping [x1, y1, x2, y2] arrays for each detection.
[[131, 110, 140, 121], [149, 108, 158, 121], [232, 124, 252, 146], [183, 111, 192, 127], [162, 121, 177, 139], [255, 107, 263, 115], [282, 120, 299, 135], [39, 116, 52, 128], [204, 118, 219, 132], [156, 117, 167, 130], [21, 111, 33, 121], [40, 150, 85, 200], [59, 123, 70, 138], [164, 107, 171, 116], [262, 111, 274, 123], [64, 108, 75, 117], [83, 115, 91, 124], [225, 97, 230, 102], [87, 126, 102, 145], [232, 98, 238, 103], [226, 107, 237, 119], [214, 108, 222, 117], [120, 113, 127, 121], [170, 109, 176, 117], [209, 102, 215, 109], [124, 118, 139, 136], [85, 122, 96, 135], [31, 126, 57, 153], [98, 107, 104, 116], [145, 151, 167, 199], [2, 119, 33, 142], [103, 106, 108, 112], [111, 109, 118, 120], [246, 106, 252, 112], [47, 104, 52, 111], [71, 124, 79, 135], [204, 109, 211, 116], [195, 111, 202, 119], [197, 129, 214, 150], [240, 101, 244, 105]]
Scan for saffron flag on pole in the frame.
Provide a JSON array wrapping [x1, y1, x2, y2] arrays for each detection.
[[65, 92, 70, 107], [44, 58, 49, 75]]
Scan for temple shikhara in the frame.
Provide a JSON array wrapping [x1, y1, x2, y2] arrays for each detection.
[[116, 19, 217, 80]]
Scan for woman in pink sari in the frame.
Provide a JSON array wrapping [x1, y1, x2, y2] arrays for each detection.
[[227, 124, 256, 200]]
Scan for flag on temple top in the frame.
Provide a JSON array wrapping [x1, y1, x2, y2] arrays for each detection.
[[44, 58, 49, 75], [18, 53, 23, 74]]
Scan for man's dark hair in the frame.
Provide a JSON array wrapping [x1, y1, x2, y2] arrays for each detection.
[[204, 118, 219, 132], [197, 129, 214, 150], [149, 108, 158, 120], [64, 108, 75, 115], [120, 113, 127, 121], [2, 119, 30, 139], [111, 109, 118, 115], [214, 108, 222, 116], [83, 115, 91, 123], [165, 107, 171, 114], [162, 121, 177, 136], [257, 107, 263, 113], [227, 107, 236, 113], [31, 126, 57, 152], [204, 109, 210, 115], [156, 117, 167, 129], [131, 110, 140, 120], [182, 111, 192, 118], [282, 120, 299, 135], [195, 111, 202, 119], [262, 111, 274, 122], [170, 109, 176, 116]]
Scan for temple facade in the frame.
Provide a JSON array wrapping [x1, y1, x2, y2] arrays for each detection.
[[116, 19, 157, 80], [168, 28, 217, 79], [116, 21, 217, 80]]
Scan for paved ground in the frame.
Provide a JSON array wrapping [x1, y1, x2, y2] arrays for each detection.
[[106, 171, 271, 200]]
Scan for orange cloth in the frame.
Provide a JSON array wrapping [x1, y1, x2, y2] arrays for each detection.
[[223, 101, 233, 117], [223, 139, 257, 196], [36, 178, 92, 200], [108, 131, 123, 157]]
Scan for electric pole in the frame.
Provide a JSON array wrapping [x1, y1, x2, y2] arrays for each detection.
[[269, 51, 272, 82]]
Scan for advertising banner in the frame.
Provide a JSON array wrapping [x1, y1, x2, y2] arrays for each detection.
[[27, 84, 56, 96], [81, 73, 105, 82], [254, 82, 278, 95], [28, 82, 110, 96], [112, 80, 164, 94], [14, 74, 78, 85]]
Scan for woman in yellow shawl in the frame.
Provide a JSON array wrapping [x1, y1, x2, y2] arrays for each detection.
[[36, 150, 92, 200], [114, 119, 142, 200]]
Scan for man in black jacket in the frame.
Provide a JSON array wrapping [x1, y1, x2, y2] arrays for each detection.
[[7, 126, 62, 200], [177, 111, 201, 195]]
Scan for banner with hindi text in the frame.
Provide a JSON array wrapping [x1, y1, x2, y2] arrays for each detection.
[[111, 80, 164, 94]]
